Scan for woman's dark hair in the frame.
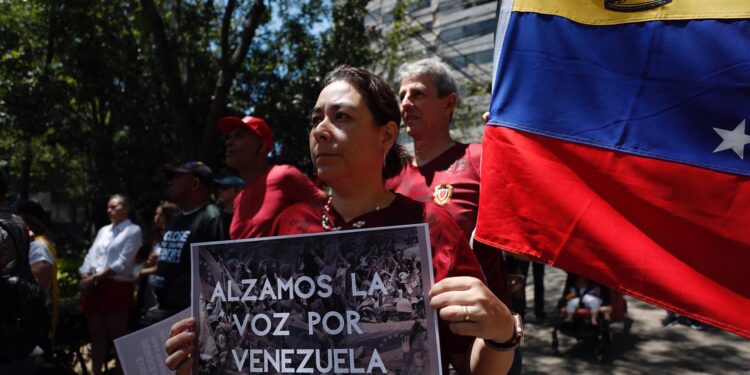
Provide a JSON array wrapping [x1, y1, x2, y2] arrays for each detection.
[[16, 200, 48, 236], [151, 201, 177, 245], [157, 201, 178, 224], [323, 65, 409, 180]]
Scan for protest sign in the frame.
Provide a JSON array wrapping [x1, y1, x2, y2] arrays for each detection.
[[114, 308, 190, 375], [190, 224, 440, 374]]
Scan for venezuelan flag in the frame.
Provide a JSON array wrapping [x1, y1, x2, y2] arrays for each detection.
[[477, 0, 750, 338]]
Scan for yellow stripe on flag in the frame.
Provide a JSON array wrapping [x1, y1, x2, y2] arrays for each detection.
[[512, 0, 750, 25]]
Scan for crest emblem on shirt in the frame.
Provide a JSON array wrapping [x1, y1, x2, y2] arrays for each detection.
[[433, 184, 453, 206]]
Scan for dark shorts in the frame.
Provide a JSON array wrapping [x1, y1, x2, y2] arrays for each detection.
[[80, 279, 133, 315]]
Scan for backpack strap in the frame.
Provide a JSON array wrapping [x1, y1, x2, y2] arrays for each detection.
[[0, 212, 33, 282]]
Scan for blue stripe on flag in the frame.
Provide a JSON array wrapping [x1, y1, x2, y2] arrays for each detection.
[[490, 12, 750, 176]]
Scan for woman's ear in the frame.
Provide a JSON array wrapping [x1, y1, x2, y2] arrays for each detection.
[[381, 121, 398, 151]]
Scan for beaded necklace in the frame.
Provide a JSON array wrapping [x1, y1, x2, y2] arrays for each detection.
[[321, 195, 382, 231]]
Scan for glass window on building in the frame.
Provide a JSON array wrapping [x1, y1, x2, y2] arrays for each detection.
[[448, 49, 494, 69], [384, 11, 394, 23], [439, 18, 496, 43], [409, 0, 431, 13]]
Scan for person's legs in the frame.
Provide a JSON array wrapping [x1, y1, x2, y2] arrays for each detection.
[[86, 313, 107, 375], [103, 313, 129, 375], [582, 295, 602, 313], [582, 295, 602, 325], [504, 256, 529, 317], [532, 262, 546, 319], [564, 298, 579, 322]]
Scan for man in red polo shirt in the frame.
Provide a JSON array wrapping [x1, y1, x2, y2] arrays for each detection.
[[217, 115, 323, 239], [387, 59, 510, 306], [389, 59, 523, 373]]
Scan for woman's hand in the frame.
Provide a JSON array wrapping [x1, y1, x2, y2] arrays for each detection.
[[429, 276, 514, 344], [78, 274, 94, 294], [146, 252, 159, 267], [165, 317, 197, 374]]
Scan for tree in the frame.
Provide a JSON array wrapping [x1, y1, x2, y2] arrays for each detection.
[[0, 0, 376, 227], [138, 0, 267, 164], [0, 1, 68, 199]]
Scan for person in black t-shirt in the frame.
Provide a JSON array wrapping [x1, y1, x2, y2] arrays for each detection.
[[139, 161, 226, 328], [212, 175, 245, 237]]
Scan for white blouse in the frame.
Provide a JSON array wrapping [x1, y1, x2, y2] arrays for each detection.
[[79, 219, 142, 282]]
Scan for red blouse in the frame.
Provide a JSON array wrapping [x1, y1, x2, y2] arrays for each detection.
[[272, 193, 486, 371]]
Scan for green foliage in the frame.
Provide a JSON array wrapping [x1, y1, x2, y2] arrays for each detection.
[[232, 0, 375, 171], [0, 0, 375, 229], [372, 0, 423, 85], [452, 79, 492, 132], [56, 245, 87, 299]]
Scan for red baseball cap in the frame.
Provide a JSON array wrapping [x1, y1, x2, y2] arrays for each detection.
[[217, 116, 274, 151]]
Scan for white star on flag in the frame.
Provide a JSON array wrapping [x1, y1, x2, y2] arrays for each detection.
[[713, 119, 750, 159]]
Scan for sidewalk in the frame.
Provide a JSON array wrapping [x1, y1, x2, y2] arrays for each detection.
[[520, 266, 750, 374]]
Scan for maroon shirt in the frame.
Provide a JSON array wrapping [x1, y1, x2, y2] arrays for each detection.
[[272, 193, 485, 372], [230, 165, 324, 239], [386, 143, 510, 305]]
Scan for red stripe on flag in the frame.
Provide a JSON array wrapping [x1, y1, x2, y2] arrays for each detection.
[[476, 126, 750, 338]]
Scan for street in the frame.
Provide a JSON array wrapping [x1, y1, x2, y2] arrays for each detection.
[[519, 266, 750, 374]]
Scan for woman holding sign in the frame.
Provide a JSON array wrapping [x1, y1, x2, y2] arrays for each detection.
[[165, 66, 518, 374]]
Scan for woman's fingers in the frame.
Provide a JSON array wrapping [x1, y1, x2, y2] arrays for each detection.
[[430, 276, 515, 342], [437, 304, 485, 322], [166, 331, 196, 355], [429, 276, 481, 297], [429, 290, 484, 310], [165, 318, 197, 372], [438, 305, 496, 338], [169, 317, 196, 337], [164, 343, 195, 372]]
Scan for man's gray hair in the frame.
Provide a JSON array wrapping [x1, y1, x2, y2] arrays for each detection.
[[398, 58, 458, 98], [109, 194, 131, 211]]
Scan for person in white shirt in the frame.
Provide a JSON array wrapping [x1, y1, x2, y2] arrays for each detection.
[[78, 194, 142, 375]]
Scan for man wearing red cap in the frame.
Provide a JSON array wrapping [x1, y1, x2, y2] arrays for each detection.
[[217, 115, 323, 239]]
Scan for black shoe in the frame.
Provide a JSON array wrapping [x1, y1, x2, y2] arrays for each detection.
[[661, 314, 679, 328], [688, 319, 706, 330]]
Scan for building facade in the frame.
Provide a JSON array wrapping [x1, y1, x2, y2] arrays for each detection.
[[366, 0, 498, 142]]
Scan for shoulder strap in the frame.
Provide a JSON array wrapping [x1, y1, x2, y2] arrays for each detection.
[[0, 212, 33, 282]]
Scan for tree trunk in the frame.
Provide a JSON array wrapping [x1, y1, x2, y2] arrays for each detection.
[[19, 131, 31, 200], [139, 0, 196, 159], [198, 0, 266, 162]]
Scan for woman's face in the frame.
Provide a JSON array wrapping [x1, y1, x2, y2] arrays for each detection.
[[107, 198, 128, 224], [153, 206, 166, 231], [310, 80, 396, 185]]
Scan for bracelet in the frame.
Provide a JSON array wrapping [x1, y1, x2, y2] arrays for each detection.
[[484, 313, 523, 352]]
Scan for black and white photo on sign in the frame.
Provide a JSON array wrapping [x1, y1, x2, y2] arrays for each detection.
[[191, 224, 440, 375]]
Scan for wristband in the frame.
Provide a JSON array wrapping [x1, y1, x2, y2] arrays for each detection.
[[484, 313, 523, 351]]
